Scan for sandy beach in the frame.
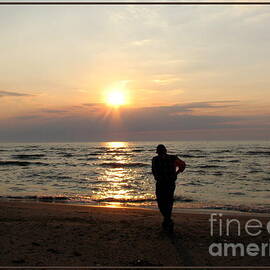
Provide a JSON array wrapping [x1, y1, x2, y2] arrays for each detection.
[[0, 200, 270, 268]]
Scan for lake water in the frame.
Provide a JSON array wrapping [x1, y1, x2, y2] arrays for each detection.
[[0, 141, 269, 213]]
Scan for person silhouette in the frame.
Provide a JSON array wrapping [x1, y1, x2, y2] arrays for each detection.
[[152, 144, 186, 233]]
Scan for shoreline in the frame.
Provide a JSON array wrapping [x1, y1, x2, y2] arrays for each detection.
[[1, 197, 270, 217], [1, 200, 270, 267]]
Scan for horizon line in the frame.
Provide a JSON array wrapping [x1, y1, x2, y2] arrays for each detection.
[[1, 1, 270, 5], [0, 139, 269, 143]]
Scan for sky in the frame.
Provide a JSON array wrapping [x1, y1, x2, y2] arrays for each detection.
[[0, 1, 270, 142]]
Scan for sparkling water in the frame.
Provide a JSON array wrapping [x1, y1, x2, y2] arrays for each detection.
[[0, 141, 269, 213]]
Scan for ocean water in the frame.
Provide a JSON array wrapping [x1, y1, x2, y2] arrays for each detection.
[[0, 141, 269, 213]]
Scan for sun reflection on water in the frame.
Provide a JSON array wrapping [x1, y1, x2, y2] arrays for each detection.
[[103, 202, 126, 208], [93, 141, 138, 206], [105, 141, 128, 148]]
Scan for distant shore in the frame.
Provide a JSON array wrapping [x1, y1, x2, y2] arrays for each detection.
[[1, 200, 270, 267]]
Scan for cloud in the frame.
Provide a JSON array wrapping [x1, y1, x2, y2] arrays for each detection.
[[130, 100, 239, 115], [0, 90, 33, 98], [152, 74, 182, 85], [117, 102, 241, 133], [15, 115, 42, 120], [0, 100, 269, 142], [40, 109, 67, 113], [130, 39, 152, 47], [82, 103, 102, 107]]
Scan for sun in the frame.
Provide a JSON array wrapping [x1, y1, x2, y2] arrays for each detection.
[[106, 90, 125, 107]]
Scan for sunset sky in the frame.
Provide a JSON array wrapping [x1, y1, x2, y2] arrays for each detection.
[[0, 2, 270, 142]]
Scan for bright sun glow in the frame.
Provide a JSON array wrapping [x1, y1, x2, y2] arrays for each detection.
[[106, 141, 127, 148], [106, 91, 125, 107]]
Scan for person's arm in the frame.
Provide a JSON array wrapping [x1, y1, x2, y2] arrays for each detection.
[[175, 157, 186, 175]]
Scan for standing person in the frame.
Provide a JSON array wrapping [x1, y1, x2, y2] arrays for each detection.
[[152, 144, 185, 233]]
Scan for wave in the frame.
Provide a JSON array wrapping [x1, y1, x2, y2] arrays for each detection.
[[1, 195, 70, 202], [95, 147, 108, 150], [100, 162, 149, 168], [94, 197, 156, 203], [189, 149, 204, 153], [197, 165, 226, 169], [246, 151, 270, 156], [38, 196, 70, 202], [94, 196, 194, 203], [212, 172, 223, 176], [12, 154, 46, 159], [188, 169, 207, 174], [228, 160, 240, 163], [228, 192, 246, 196], [0, 161, 48, 166], [2, 195, 268, 213], [105, 151, 133, 156], [249, 169, 262, 173], [209, 159, 240, 163], [187, 155, 208, 158], [63, 153, 73, 157], [181, 154, 195, 158], [181, 182, 203, 186], [87, 152, 102, 155], [22, 145, 40, 149], [77, 157, 98, 161], [57, 152, 74, 157], [106, 150, 125, 153], [174, 196, 195, 202], [49, 147, 74, 151], [212, 150, 232, 154]]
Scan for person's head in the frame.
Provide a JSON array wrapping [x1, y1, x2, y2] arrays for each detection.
[[156, 144, 167, 155]]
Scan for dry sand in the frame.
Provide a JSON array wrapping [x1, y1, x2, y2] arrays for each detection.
[[0, 200, 270, 268]]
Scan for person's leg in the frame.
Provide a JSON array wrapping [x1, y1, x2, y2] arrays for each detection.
[[166, 182, 176, 219], [155, 182, 167, 218], [162, 183, 175, 232], [156, 182, 175, 232]]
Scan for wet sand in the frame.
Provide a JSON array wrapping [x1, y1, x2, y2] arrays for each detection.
[[0, 200, 270, 268]]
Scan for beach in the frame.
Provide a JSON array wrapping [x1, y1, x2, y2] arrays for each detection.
[[1, 200, 270, 268]]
